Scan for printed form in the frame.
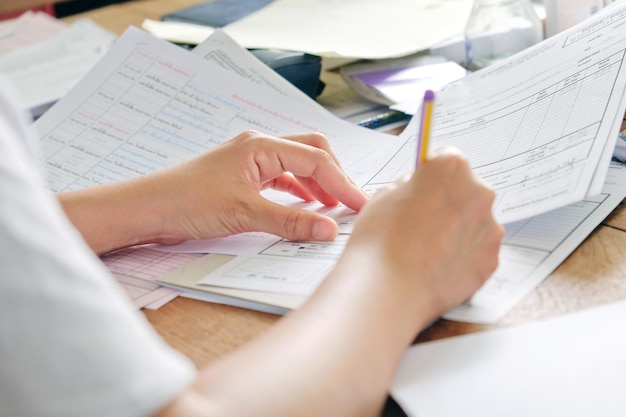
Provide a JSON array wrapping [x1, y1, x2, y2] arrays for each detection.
[[195, 5, 626, 323], [36, 6, 626, 322], [34, 27, 399, 308], [36, 27, 400, 194]]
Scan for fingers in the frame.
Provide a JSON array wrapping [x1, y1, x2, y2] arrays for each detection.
[[251, 197, 339, 242], [348, 145, 503, 316], [241, 131, 369, 211], [275, 133, 369, 210]]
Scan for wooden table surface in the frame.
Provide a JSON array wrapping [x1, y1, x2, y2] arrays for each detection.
[[61, 0, 626, 371]]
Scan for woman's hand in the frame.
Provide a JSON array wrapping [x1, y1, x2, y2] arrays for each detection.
[[154, 148, 504, 417], [334, 147, 504, 328], [58, 131, 369, 254]]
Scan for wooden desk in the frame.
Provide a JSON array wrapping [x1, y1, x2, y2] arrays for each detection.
[[66, 0, 626, 374]]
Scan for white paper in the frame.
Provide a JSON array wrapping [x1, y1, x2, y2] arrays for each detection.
[[445, 161, 626, 322], [37, 15, 626, 322], [198, 162, 626, 321], [141, 18, 215, 45], [142, 0, 474, 59], [0, 19, 116, 117], [222, 0, 474, 59], [191, 29, 322, 108], [391, 299, 626, 417], [35, 27, 400, 194], [198, 3, 626, 321], [102, 246, 202, 309], [0, 11, 67, 56]]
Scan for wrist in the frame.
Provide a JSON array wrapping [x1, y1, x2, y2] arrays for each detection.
[[58, 177, 172, 254]]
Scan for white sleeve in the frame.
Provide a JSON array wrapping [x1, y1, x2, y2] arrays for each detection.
[[0, 79, 196, 417]]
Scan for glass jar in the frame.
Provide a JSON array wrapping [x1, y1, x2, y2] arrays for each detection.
[[464, 0, 543, 71]]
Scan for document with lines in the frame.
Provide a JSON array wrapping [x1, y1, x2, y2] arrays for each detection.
[[36, 27, 401, 194], [35, 5, 626, 322], [195, 4, 626, 322], [181, 162, 626, 323]]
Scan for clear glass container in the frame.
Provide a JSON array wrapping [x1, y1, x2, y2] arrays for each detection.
[[464, 0, 543, 70]]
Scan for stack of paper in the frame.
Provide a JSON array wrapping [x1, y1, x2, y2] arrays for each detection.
[[0, 15, 116, 117], [35, 1, 626, 321], [142, 0, 474, 60]]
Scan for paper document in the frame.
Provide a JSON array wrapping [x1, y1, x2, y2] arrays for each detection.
[[197, 5, 626, 321], [0, 11, 66, 56], [36, 9, 626, 323], [102, 246, 202, 309], [391, 299, 626, 417], [401, 5, 626, 223], [36, 27, 400, 194], [194, 162, 626, 322], [0, 19, 116, 117], [160, 163, 625, 322], [141, 18, 215, 45], [191, 29, 322, 109], [142, 0, 473, 59], [447, 162, 626, 322]]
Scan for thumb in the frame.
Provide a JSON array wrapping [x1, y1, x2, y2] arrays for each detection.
[[254, 200, 338, 241]]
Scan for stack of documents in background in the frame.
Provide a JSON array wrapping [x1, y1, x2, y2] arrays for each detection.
[[0, 12, 116, 118], [142, 0, 474, 60]]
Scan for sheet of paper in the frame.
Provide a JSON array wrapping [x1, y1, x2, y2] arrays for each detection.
[[445, 161, 626, 323], [398, 4, 626, 224], [391, 299, 626, 417], [198, 26, 626, 293], [0, 11, 67, 56], [197, 162, 626, 321], [141, 18, 215, 45], [161, 165, 626, 320], [36, 15, 626, 321], [35, 27, 401, 194], [0, 19, 116, 117], [102, 246, 202, 309], [222, 0, 473, 59], [174, 5, 626, 321], [191, 29, 322, 109]]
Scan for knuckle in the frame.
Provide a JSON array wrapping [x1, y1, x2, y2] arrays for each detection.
[[307, 132, 330, 149], [233, 130, 268, 148], [283, 210, 306, 238]]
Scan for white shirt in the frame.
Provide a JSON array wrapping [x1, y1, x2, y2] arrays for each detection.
[[0, 79, 196, 416]]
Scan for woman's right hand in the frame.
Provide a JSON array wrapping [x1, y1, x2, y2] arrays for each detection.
[[339, 147, 504, 327]]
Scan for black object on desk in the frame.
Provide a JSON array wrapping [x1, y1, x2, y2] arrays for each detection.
[[162, 0, 275, 27], [249, 49, 326, 99]]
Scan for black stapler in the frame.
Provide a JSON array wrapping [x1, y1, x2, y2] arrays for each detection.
[[249, 49, 326, 99]]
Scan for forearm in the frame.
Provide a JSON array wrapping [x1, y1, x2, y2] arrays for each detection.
[[57, 176, 175, 255], [158, 244, 428, 417], [154, 151, 502, 417]]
